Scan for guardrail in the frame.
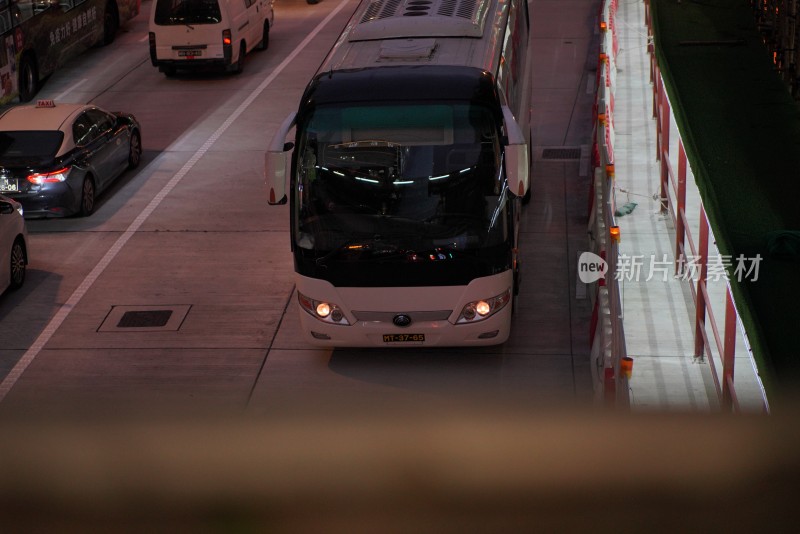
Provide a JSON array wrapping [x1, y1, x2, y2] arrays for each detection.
[[588, 0, 630, 409], [644, 0, 769, 413]]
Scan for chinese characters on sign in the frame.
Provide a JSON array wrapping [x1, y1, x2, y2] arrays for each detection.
[[614, 254, 762, 283], [49, 7, 98, 46]]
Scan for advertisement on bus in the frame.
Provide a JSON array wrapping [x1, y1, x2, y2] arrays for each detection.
[[0, 0, 139, 104]]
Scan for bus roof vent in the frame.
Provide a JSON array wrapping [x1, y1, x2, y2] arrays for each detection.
[[379, 38, 437, 60], [353, 0, 488, 41]]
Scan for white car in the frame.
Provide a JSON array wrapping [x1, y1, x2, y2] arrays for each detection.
[[0, 194, 27, 294]]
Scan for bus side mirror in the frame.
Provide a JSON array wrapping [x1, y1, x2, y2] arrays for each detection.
[[501, 105, 529, 198], [265, 112, 296, 206]]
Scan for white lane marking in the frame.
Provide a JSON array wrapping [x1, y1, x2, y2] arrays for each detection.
[[0, 0, 352, 403], [54, 79, 88, 101]]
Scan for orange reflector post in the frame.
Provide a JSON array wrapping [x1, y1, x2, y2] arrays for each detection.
[[605, 164, 615, 177], [600, 21, 608, 32], [518, 181, 525, 197], [620, 357, 633, 379], [610, 225, 621, 243], [269, 188, 276, 204], [598, 113, 606, 125]]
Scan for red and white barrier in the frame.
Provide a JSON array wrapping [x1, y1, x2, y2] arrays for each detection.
[[587, 0, 630, 409]]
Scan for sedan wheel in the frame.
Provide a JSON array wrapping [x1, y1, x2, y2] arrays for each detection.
[[128, 131, 142, 169], [9, 238, 25, 290], [79, 176, 96, 216]]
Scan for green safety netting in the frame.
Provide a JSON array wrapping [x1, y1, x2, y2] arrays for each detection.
[[651, 0, 800, 400]]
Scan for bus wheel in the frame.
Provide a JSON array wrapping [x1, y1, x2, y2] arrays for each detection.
[[17, 55, 38, 103], [79, 176, 96, 217], [257, 22, 270, 51], [102, 2, 119, 46]]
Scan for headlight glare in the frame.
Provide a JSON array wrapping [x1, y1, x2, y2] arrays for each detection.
[[316, 302, 331, 317], [456, 289, 511, 324], [298, 292, 350, 325]]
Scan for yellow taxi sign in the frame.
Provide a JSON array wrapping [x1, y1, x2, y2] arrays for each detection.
[[36, 99, 56, 108]]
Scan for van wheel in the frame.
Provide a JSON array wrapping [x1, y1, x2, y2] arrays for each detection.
[[160, 65, 177, 77], [233, 42, 245, 74], [17, 54, 38, 103], [257, 22, 270, 51], [307, 0, 319, 4]]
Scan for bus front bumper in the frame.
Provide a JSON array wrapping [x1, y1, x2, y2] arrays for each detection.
[[298, 304, 512, 348]]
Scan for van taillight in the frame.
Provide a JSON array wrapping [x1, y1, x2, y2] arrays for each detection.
[[222, 29, 232, 64]]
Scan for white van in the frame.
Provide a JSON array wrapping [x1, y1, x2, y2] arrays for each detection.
[[148, 0, 274, 76]]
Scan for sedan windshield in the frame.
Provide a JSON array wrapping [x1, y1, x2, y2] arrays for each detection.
[[0, 131, 63, 161], [294, 102, 510, 261]]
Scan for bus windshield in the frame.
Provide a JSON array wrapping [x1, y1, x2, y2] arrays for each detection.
[[294, 102, 511, 268]]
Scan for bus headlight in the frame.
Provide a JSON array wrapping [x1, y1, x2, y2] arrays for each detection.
[[456, 289, 511, 324], [298, 292, 350, 325]]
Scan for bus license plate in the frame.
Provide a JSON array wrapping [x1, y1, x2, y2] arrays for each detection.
[[0, 177, 17, 192], [383, 334, 425, 343], [178, 50, 202, 57]]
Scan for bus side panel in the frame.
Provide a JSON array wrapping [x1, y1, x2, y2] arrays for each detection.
[[19, 2, 104, 80], [0, 29, 16, 104], [497, 0, 532, 141]]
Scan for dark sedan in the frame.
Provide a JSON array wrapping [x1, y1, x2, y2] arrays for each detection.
[[0, 100, 142, 218]]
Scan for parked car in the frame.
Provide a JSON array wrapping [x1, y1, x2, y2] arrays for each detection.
[[0, 99, 142, 218], [0, 194, 27, 294]]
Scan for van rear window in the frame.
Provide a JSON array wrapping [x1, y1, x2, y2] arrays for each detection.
[[154, 0, 222, 25]]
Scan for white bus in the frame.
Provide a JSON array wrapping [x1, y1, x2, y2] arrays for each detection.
[[266, 0, 531, 347]]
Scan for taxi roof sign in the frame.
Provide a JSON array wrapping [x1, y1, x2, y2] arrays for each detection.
[[36, 99, 56, 108]]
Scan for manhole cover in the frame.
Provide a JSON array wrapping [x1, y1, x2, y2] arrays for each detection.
[[99, 305, 191, 332], [117, 310, 173, 328]]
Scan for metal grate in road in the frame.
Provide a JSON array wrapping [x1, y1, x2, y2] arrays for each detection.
[[99, 305, 191, 332], [117, 310, 173, 328]]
